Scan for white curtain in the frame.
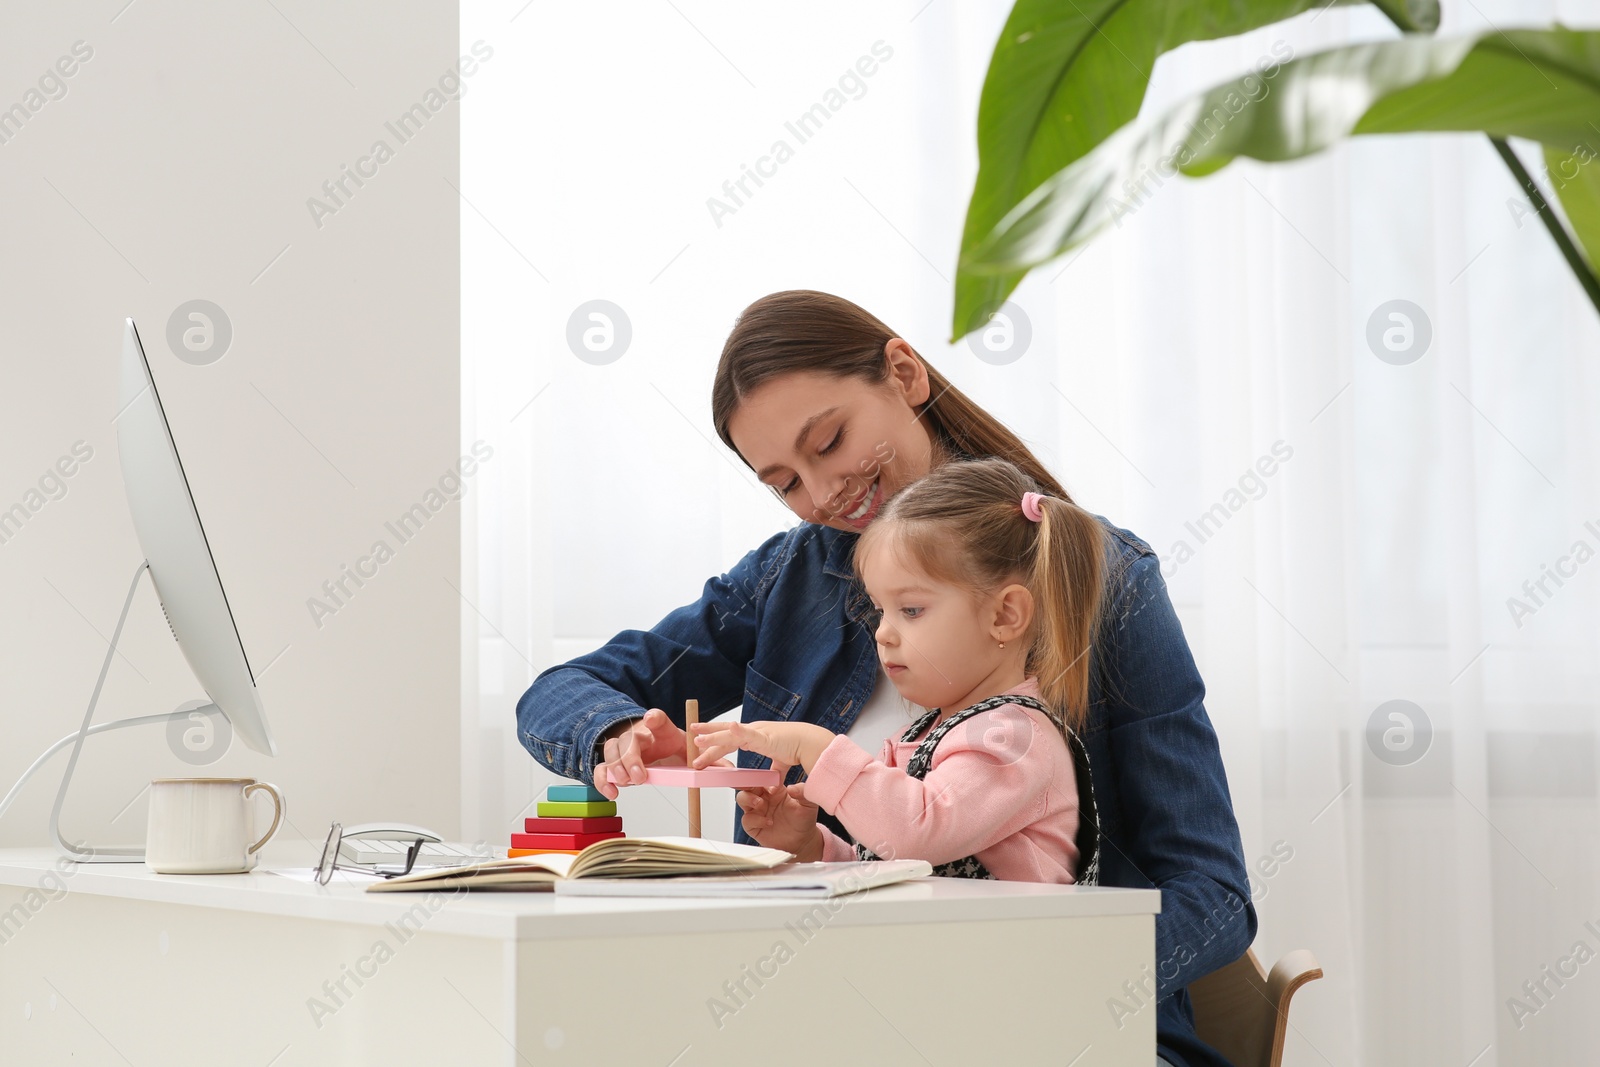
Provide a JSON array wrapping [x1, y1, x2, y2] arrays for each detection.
[[463, 1, 1600, 1063]]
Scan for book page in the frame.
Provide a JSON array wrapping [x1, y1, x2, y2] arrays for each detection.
[[366, 837, 792, 891], [569, 836, 793, 879], [367, 851, 577, 890]]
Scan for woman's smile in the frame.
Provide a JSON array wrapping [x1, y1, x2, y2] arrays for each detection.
[[841, 478, 883, 528]]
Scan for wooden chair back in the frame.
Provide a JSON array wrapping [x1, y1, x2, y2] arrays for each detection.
[[1187, 947, 1323, 1067]]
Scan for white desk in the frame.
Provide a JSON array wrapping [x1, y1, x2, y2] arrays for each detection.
[[0, 844, 1159, 1065]]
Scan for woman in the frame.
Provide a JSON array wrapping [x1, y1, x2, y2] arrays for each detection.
[[516, 290, 1253, 1067]]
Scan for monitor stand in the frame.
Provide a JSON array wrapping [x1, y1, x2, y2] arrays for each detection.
[[0, 561, 219, 864]]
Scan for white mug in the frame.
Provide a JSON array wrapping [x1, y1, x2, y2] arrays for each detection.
[[146, 777, 285, 874]]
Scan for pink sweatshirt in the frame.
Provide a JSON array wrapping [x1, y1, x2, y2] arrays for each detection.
[[804, 676, 1080, 884]]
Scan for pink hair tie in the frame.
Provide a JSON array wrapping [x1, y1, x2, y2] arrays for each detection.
[[1020, 491, 1046, 522]]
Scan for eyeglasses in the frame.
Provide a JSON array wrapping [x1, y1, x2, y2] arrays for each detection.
[[314, 821, 426, 885]]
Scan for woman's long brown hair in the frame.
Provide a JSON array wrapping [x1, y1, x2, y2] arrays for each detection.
[[711, 291, 1106, 729], [711, 290, 1069, 499]]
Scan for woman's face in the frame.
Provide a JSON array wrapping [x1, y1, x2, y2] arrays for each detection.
[[726, 340, 938, 534]]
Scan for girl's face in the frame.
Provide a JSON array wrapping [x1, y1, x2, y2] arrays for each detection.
[[858, 537, 1033, 711], [726, 341, 938, 534]]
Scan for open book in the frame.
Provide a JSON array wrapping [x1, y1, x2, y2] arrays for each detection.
[[364, 837, 794, 892]]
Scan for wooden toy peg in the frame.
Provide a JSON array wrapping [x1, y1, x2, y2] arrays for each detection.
[[686, 698, 701, 838]]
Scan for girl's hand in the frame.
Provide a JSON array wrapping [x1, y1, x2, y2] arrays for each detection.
[[736, 764, 825, 863], [688, 720, 836, 774], [592, 709, 687, 801], [736, 779, 823, 861]]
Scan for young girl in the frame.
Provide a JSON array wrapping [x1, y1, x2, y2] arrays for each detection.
[[689, 456, 1105, 884]]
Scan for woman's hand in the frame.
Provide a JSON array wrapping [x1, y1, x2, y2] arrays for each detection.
[[736, 780, 823, 860], [689, 720, 836, 774], [592, 709, 687, 801]]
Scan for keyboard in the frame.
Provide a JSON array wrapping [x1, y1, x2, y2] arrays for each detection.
[[339, 839, 493, 868]]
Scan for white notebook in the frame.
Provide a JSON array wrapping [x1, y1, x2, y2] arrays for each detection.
[[553, 859, 932, 899]]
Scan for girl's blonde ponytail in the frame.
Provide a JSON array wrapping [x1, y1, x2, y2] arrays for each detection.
[[1030, 497, 1107, 733]]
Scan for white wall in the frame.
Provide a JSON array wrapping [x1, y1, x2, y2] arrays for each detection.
[[0, 2, 461, 851]]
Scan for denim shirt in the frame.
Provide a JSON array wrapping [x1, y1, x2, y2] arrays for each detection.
[[516, 518, 1255, 1067]]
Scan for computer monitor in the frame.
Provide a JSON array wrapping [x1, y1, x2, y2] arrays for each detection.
[[118, 317, 276, 756], [0, 319, 278, 861]]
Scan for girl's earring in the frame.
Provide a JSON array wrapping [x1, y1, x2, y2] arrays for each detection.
[[998, 641, 1006, 649]]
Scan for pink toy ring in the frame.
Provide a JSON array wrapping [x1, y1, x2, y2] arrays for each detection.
[[605, 766, 782, 788]]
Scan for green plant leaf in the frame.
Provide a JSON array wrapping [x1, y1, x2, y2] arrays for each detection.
[[951, 0, 1441, 341], [1366, 0, 1444, 36], [960, 30, 1600, 285], [1547, 142, 1600, 272]]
